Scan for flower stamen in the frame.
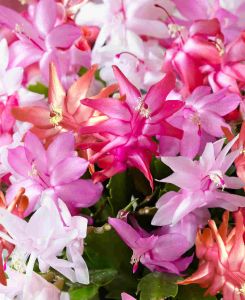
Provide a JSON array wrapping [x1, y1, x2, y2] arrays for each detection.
[[50, 105, 63, 127], [135, 97, 151, 119], [209, 171, 226, 190]]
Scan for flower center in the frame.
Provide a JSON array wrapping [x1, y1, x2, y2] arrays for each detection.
[[50, 104, 63, 127], [135, 97, 151, 119], [10, 250, 27, 273], [209, 171, 226, 190], [28, 163, 38, 178], [239, 283, 245, 295], [168, 23, 184, 38], [14, 23, 24, 35]]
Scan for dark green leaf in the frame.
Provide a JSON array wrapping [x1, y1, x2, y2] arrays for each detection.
[[84, 229, 129, 269], [28, 82, 48, 97], [150, 157, 172, 180], [137, 272, 179, 300], [90, 269, 118, 286], [107, 171, 133, 214]]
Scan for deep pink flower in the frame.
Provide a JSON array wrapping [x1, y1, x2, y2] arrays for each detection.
[[109, 217, 192, 274], [152, 138, 245, 227], [79, 66, 183, 188], [7, 131, 102, 215], [163, 18, 223, 93], [159, 86, 241, 158]]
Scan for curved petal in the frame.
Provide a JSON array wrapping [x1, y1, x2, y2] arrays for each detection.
[[55, 180, 103, 207], [50, 157, 89, 186]]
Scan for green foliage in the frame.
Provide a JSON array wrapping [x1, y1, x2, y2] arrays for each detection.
[[28, 82, 48, 97], [69, 285, 99, 300], [137, 272, 179, 300], [176, 285, 216, 300], [107, 171, 134, 215]]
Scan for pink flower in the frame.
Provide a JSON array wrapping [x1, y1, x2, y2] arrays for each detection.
[[0, 195, 89, 284], [173, 0, 245, 42], [109, 216, 192, 274], [159, 86, 241, 158], [179, 210, 245, 300], [152, 138, 245, 227], [79, 66, 183, 188], [163, 18, 223, 93], [7, 131, 102, 215], [208, 32, 245, 93], [0, 0, 81, 82]]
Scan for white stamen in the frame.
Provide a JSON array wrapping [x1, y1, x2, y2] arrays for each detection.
[[209, 170, 226, 190], [135, 97, 151, 119], [10, 249, 27, 273], [28, 163, 38, 178], [168, 23, 184, 38]]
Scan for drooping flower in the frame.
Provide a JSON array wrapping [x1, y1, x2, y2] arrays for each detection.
[[179, 210, 245, 300], [159, 86, 241, 158], [0, 0, 82, 82], [79, 66, 183, 188], [7, 131, 103, 215], [12, 63, 117, 145], [152, 138, 245, 227], [109, 216, 192, 274], [0, 194, 89, 284]]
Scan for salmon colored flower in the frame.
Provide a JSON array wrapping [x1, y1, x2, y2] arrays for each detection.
[[179, 210, 245, 300], [12, 63, 117, 146]]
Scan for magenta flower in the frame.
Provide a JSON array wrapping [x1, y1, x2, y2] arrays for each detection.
[[7, 131, 102, 215], [152, 138, 245, 227], [0, 0, 81, 81], [108, 217, 192, 275], [160, 86, 241, 158], [79, 66, 183, 188]]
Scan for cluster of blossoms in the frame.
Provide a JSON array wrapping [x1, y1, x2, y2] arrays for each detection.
[[0, 0, 244, 299]]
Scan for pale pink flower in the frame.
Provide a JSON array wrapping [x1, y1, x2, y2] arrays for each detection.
[[0, 195, 89, 284], [152, 138, 245, 226], [121, 292, 136, 300], [159, 86, 241, 158]]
